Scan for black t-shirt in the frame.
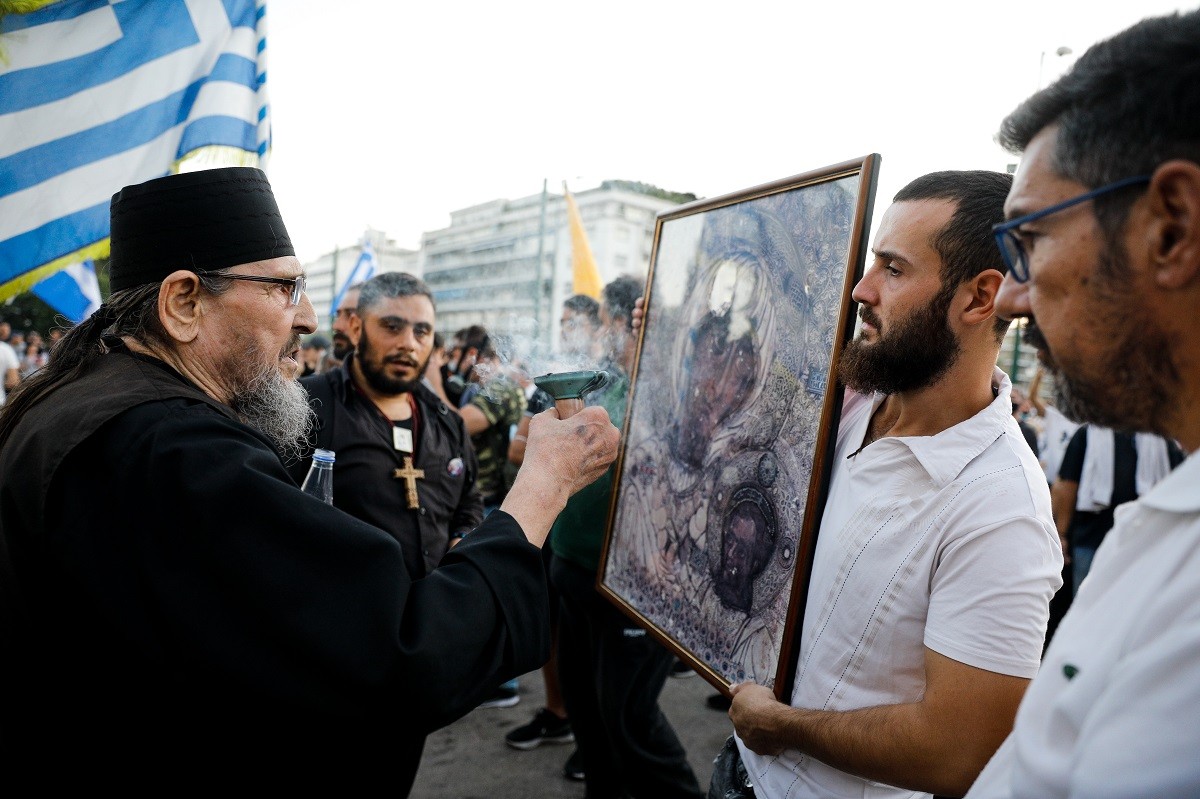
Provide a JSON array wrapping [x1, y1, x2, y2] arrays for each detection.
[[526, 387, 553, 416], [290, 359, 484, 580], [1018, 418, 1040, 456], [1058, 427, 1185, 549]]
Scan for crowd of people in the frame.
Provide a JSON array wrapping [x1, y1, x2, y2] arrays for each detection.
[[288, 264, 697, 792], [0, 320, 60, 402], [0, 9, 1197, 798]]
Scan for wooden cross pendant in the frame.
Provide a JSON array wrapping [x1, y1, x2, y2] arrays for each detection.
[[393, 456, 425, 510]]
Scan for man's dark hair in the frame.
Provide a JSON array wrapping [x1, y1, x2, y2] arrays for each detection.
[[602, 276, 642, 332], [893, 170, 1014, 341], [433, 331, 445, 350], [302, 334, 330, 351], [997, 10, 1200, 234], [356, 272, 435, 316], [462, 324, 494, 360], [563, 294, 600, 324]]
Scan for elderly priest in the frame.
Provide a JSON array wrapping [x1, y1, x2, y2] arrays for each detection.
[[0, 167, 619, 792]]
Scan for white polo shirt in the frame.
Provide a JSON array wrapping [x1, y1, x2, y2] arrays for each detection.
[[738, 368, 1062, 799], [967, 450, 1200, 799]]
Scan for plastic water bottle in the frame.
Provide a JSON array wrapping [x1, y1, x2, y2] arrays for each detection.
[[301, 448, 335, 504]]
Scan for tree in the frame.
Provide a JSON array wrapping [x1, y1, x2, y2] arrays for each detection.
[[599, 180, 697, 205], [1, 293, 58, 337]]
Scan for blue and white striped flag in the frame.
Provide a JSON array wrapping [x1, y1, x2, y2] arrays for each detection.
[[31, 259, 102, 323], [0, 0, 272, 301], [330, 239, 379, 318]]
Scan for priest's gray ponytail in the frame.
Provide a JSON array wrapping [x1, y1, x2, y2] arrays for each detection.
[[0, 272, 233, 451]]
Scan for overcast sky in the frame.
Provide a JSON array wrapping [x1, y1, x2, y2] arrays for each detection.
[[265, 1, 1194, 263]]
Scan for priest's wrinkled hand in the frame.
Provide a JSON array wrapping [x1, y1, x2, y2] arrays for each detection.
[[729, 682, 793, 756], [526, 405, 619, 494], [501, 405, 619, 547]]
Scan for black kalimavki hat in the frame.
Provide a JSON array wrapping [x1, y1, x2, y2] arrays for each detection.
[[108, 167, 295, 293]]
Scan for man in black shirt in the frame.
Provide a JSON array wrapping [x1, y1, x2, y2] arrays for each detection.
[[1053, 425, 1184, 591], [289, 272, 482, 580]]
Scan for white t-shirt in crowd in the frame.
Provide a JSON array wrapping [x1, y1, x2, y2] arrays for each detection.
[[1037, 405, 1080, 484], [737, 368, 1063, 799], [967, 450, 1200, 799], [0, 341, 19, 405]]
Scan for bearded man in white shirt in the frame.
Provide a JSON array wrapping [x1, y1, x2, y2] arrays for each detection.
[[726, 170, 1063, 799], [966, 10, 1200, 799]]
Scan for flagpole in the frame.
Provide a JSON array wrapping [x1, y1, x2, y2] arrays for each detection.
[[535, 178, 548, 343], [330, 244, 339, 319]]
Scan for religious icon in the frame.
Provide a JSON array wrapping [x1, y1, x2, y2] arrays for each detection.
[[598, 157, 880, 699]]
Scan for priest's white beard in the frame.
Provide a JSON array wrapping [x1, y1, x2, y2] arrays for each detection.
[[228, 357, 314, 462]]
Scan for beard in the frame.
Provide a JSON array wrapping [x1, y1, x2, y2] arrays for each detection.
[[331, 334, 354, 361], [356, 327, 431, 395], [838, 288, 961, 395], [1023, 246, 1177, 433], [226, 334, 315, 462]]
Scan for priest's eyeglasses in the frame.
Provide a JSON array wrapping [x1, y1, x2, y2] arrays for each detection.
[[992, 174, 1151, 284], [207, 272, 308, 306]]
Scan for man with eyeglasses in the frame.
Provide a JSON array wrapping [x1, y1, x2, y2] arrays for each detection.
[[329, 281, 363, 367], [720, 170, 1062, 799], [0, 167, 620, 791], [966, 10, 1200, 799]]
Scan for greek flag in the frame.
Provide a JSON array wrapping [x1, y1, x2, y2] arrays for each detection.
[[0, 0, 272, 301], [31, 259, 102, 323], [330, 239, 379, 318]]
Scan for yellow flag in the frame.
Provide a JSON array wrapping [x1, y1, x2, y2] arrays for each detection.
[[563, 183, 602, 299]]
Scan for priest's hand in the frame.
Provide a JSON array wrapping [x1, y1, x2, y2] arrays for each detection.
[[525, 405, 619, 497], [501, 405, 619, 547], [631, 296, 645, 331]]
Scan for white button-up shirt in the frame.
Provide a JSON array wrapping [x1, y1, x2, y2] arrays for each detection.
[[967, 449, 1200, 799], [739, 368, 1062, 799]]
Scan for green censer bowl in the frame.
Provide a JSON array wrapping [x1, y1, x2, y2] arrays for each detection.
[[533, 370, 610, 418]]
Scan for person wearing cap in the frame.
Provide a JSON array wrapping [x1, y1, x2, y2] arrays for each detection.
[[0, 167, 619, 790]]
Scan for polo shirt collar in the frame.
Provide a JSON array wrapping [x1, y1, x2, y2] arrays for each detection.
[[873, 367, 1014, 489]]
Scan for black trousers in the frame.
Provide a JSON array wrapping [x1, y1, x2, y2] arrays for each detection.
[[551, 554, 704, 799]]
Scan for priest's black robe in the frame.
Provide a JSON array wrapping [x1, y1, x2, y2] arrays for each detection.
[[0, 350, 549, 792]]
